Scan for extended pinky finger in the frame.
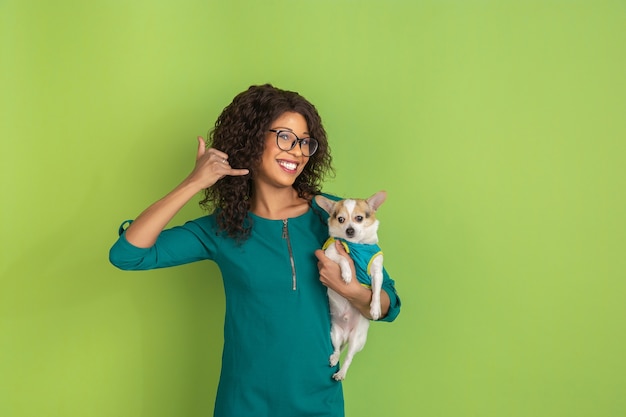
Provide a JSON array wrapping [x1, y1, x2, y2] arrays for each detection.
[[228, 168, 250, 176]]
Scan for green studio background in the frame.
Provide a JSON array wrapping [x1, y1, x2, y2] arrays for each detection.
[[1, 1, 625, 416]]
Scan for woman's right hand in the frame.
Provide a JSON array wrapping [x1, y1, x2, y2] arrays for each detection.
[[187, 136, 249, 189], [123, 137, 249, 248]]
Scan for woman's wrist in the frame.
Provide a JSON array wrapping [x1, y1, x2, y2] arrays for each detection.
[[346, 285, 390, 320]]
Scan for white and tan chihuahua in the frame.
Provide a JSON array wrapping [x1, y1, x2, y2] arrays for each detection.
[[315, 191, 387, 381]]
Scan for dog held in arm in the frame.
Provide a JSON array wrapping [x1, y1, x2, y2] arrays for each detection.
[[315, 191, 387, 381]]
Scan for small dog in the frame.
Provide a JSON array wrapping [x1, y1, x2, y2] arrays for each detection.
[[315, 191, 387, 381]]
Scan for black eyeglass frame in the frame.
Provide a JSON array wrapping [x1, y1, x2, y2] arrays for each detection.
[[268, 129, 319, 157]]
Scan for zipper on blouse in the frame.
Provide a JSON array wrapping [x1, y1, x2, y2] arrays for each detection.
[[282, 219, 297, 291]]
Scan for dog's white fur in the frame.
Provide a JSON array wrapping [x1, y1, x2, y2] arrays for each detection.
[[315, 191, 386, 381]]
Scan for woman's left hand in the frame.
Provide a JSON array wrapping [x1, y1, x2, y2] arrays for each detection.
[[315, 240, 361, 298], [315, 240, 389, 319]]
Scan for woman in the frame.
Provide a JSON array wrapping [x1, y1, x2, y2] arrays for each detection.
[[109, 84, 401, 417]]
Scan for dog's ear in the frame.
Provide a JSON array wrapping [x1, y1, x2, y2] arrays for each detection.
[[315, 195, 335, 214], [366, 191, 387, 211]]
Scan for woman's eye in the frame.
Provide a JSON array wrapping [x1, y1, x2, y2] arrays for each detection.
[[278, 133, 291, 141]]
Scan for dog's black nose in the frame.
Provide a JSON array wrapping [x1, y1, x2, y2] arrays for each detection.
[[346, 227, 355, 238]]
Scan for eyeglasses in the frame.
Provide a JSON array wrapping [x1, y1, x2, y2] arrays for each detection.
[[268, 129, 319, 157]]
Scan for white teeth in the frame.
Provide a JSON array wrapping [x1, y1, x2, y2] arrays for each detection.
[[279, 161, 297, 171]]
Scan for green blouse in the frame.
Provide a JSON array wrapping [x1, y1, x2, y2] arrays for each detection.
[[109, 195, 401, 417]]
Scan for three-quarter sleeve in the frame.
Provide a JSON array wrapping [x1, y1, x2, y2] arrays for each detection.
[[109, 217, 218, 270]]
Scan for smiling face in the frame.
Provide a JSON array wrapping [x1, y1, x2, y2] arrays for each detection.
[[254, 111, 311, 190]]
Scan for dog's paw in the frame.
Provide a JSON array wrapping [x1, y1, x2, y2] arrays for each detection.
[[338, 261, 352, 283], [332, 369, 346, 381], [370, 304, 382, 321], [341, 269, 352, 283], [329, 352, 340, 367]]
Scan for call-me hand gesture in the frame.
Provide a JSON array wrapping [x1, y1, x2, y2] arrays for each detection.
[[123, 137, 249, 248], [188, 136, 249, 189]]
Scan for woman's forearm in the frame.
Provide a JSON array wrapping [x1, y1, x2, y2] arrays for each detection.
[[345, 285, 391, 320], [124, 178, 204, 248], [123, 139, 249, 248]]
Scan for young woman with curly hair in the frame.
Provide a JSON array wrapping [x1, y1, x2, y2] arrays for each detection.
[[109, 84, 401, 417]]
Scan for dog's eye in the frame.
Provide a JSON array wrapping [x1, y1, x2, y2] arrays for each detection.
[[355, 216, 364, 222], [338, 216, 345, 223]]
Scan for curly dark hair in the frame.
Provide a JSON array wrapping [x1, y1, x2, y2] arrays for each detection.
[[199, 84, 334, 241]]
